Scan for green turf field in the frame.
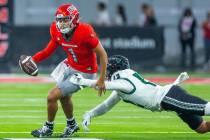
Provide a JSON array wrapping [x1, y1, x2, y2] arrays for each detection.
[[1, 82, 210, 140]]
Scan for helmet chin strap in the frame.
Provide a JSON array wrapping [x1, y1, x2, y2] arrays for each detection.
[[56, 22, 71, 34], [60, 27, 71, 34]]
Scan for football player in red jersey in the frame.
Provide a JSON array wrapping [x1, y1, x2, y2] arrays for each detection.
[[29, 3, 108, 138]]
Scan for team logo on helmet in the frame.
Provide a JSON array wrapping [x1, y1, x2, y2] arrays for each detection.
[[67, 5, 77, 13]]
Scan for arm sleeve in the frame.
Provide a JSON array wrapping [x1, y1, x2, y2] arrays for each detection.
[[83, 25, 99, 49], [80, 78, 133, 93], [88, 91, 121, 118], [32, 39, 58, 63]]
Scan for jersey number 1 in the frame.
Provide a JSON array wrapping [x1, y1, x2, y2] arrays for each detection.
[[68, 48, 78, 63]]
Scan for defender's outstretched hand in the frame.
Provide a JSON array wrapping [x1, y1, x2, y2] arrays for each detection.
[[82, 112, 91, 131], [69, 73, 84, 85], [70, 73, 106, 96]]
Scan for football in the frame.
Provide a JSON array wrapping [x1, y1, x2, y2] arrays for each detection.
[[19, 55, 38, 76]]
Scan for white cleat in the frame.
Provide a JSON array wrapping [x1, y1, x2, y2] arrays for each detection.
[[173, 72, 190, 85]]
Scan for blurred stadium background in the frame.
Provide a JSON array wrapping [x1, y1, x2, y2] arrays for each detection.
[[1, 0, 210, 72], [1, 0, 210, 139]]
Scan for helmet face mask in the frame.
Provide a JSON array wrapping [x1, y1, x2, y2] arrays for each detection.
[[106, 55, 130, 80], [56, 16, 71, 34], [55, 4, 79, 34]]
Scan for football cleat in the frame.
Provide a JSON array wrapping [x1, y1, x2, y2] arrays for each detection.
[[31, 124, 53, 137], [60, 124, 80, 137], [173, 72, 189, 85]]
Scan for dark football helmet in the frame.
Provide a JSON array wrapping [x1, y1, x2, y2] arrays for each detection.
[[106, 55, 130, 80]]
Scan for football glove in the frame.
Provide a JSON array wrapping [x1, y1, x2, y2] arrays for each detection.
[[69, 73, 84, 85], [82, 112, 91, 131]]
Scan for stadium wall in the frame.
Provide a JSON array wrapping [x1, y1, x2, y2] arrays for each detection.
[[1, 0, 208, 72], [7, 26, 164, 72]]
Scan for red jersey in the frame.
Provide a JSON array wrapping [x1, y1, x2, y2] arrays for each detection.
[[32, 22, 99, 73], [202, 21, 210, 40]]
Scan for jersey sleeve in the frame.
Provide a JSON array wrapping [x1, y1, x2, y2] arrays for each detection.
[[105, 79, 134, 93], [88, 91, 121, 118], [32, 39, 58, 63], [83, 25, 99, 49], [77, 78, 134, 93], [32, 23, 58, 63]]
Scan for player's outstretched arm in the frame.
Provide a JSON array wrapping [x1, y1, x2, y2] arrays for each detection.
[[93, 42, 108, 96], [70, 73, 134, 93], [32, 39, 58, 63], [82, 91, 121, 131]]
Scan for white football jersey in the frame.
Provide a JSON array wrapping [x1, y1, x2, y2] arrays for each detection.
[[110, 69, 173, 111], [70, 69, 189, 112]]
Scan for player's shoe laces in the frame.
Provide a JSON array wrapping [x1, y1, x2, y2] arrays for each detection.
[[31, 123, 53, 137], [60, 124, 80, 137]]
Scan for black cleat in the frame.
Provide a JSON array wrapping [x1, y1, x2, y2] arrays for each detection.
[[31, 124, 53, 137], [60, 124, 80, 137]]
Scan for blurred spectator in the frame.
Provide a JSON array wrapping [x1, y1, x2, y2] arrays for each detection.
[[178, 8, 197, 70], [95, 1, 111, 26], [114, 4, 127, 26], [138, 3, 157, 27], [202, 11, 210, 71]]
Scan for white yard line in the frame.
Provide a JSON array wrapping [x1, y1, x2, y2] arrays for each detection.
[[0, 104, 150, 109], [0, 110, 46, 113], [0, 131, 196, 134], [0, 98, 43, 100], [0, 109, 142, 113], [0, 115, 175, 119], [0, 122, 178, 125], [0, 104, 46, 107], [4, 138, 101, 140], [0, 104, 102, 107]]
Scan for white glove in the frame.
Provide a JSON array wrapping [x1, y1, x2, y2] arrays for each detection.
[[69, 73, 84, 85], [82, 112, 91, 131]]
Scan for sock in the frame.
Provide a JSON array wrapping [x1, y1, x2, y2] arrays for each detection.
[[204, 102, 210, 115], [67, 117, 76, 126], [45, 121, 54, 130]]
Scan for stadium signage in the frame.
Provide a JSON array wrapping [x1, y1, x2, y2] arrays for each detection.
[[95, 26, 164, 65], [101, 36, 156, 49]]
